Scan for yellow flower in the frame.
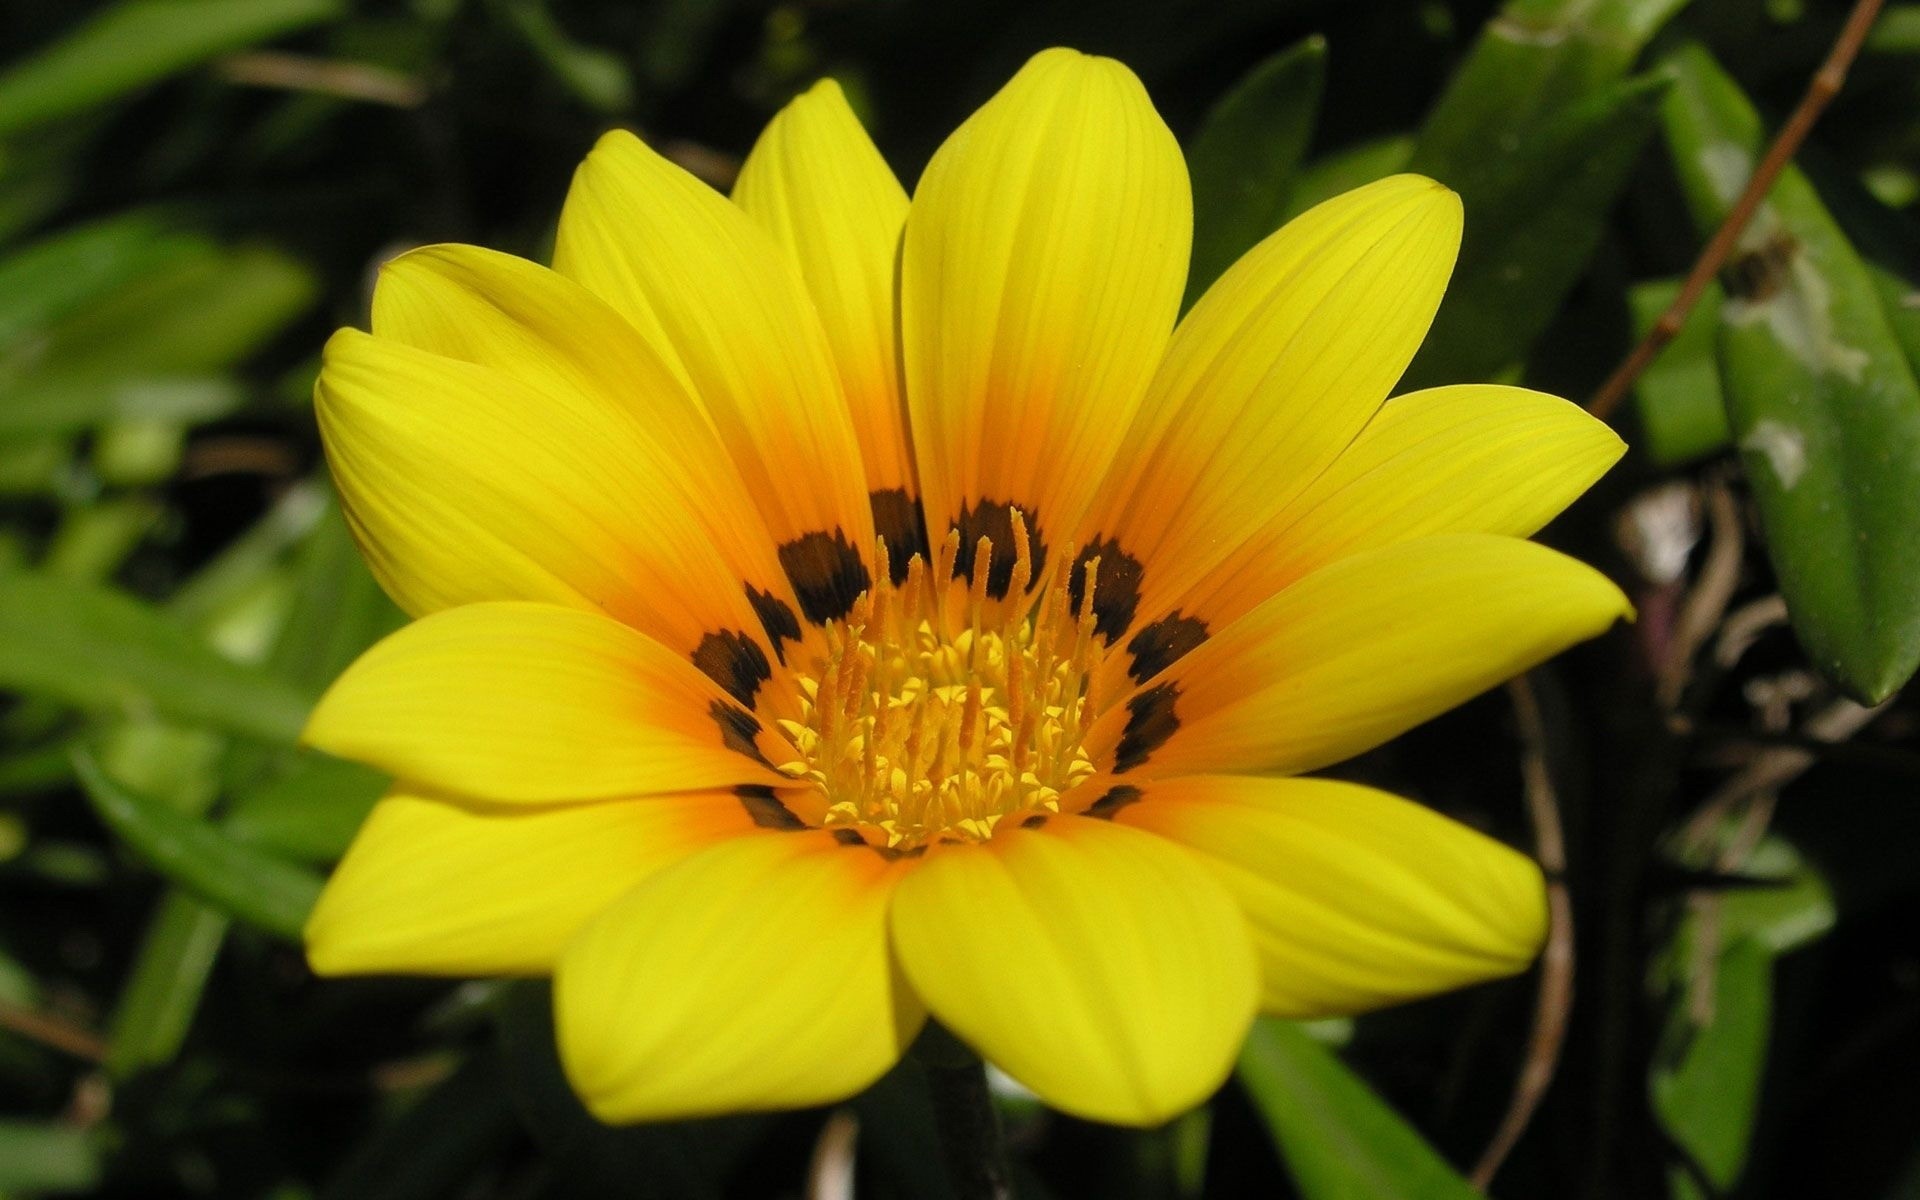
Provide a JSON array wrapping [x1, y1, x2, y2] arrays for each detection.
[[301, 48, 1629, 1127]]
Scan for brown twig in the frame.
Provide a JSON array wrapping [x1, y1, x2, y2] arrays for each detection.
[[1472, 675, 1575, 1190], [216, 51, 428, 108], [1680, 682, 1812, 1026], [369, 1053, 458, 1093], [1712, 595, 1790, 669], [0, 999, 109, 1063], [1678, 688, 1872, 1022], [179, 436, 302, 482], [1679, 697, 1885, 852], [1586, 0, 1886, 420], [1656, 480, 1744, 716], [1684, 888, 1726, 1024], [661, 139, 742, 190], [806, 1110, 860, 1200]]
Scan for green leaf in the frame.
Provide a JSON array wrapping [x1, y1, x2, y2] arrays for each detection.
[[0, 377, 244, 439], [1650, 834, 1830, 1193], [224, 753, 385, 863], [1717, 836, 1837, 955], [0, 1120, 100, 1192], [1865, 4, 1920, 53], [1401, 0, 1694, 383], [1237, 1018, 1480, 1200], [0, 948, 38, 1008], [1416, 0, 1693, 177], [0, 158, 73, 247], [1281, 135, 1415, 222], [1651, 936, 1772, 1193], [0, 434, 68, 496], [1183, 36, 1326, 307], [92, 718, 223, 814], [213, 494, 400, 804], [0, 212, 209, 346], [0, 223, 313, 507], [265, 498, 405, 693], [1661, 45, 1920, 701], [0, 0, 343, 138], [1801, 151, 1920, 385], [105, 891, 229, 1078], [73, 748, 321, 938], [0, 573, 311, 743], [42, 496, 165, 583], [1407, 71, 1670, 386], [1630, 277, 1732, 464], [0, 241, 315, 431], [492, 0, 633, 113]]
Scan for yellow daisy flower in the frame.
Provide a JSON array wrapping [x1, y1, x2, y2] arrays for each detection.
[[301, 47, 1630, 1127]]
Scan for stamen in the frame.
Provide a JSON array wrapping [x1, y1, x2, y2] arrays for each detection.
[[932, 529, 960, 638], [1008, 508, 1033, 601], [776, 521, 1108, 850]]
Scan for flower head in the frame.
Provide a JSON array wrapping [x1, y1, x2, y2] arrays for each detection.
[[302, 48, 1629, 1126]]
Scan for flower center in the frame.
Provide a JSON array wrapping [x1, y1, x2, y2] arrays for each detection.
[[774, 511, 1106, 850]]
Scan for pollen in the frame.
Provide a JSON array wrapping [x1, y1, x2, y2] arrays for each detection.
[[774, 509, 1105, 850]]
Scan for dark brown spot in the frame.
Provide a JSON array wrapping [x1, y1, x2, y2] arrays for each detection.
[[1021, 814, 1050, 829], [951, 498, 1047, 599], [869, 488, 929, 585], [1722, 232, 1798, 303], [1068, 537, 1144, 644], [691, 630, 771, 707], [1085, 785, 1143, 819], [1127, 612, 1209, 683], [1113, 683, 1180, 773], [778, 529, 871, 624], [734, 784, 805, 830], [746, 586, 801, 665], [709, 700, 773, 767], [831, 829, 868, 846]]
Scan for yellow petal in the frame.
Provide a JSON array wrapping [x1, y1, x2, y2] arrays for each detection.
[[555, 130, 876, 622], [556, 831, 920, 1121], [305, 789, 758, 976], [900, 48, 1189, 600], [889, 817, 1256, 1125], [362, 245, 804, 667], [317, 328, 807, 705], [1114, 776, 1546, 1015], [734, 80, 920, 547], [1085, 534, 1630, 778], [305, 602, 788, 803], [1074, 175, 1460, 647], [1174, 384, 1622, 633], [1094, 383, 1623, 696]]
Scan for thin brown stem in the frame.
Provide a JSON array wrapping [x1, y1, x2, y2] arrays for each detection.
[[1472, 675, 1575, 1190], [1679, 697, 1884, 852], [1586, 0, 1886, 420], [216, 51, 427, 108], [806, 1109, 860, 1200], [0, 1000, 109, 1063], [1656, 479, 1744, 716], [1712, 595, 1790, 670]]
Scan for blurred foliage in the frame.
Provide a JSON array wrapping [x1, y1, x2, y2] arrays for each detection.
[[1, 0, 1918, 1197]]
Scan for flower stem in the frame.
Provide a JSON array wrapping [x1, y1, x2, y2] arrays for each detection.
[[916, 1026, 1012, 1200]]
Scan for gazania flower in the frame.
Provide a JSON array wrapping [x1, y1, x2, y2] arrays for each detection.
[[301, 48, 1629, 1126]]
